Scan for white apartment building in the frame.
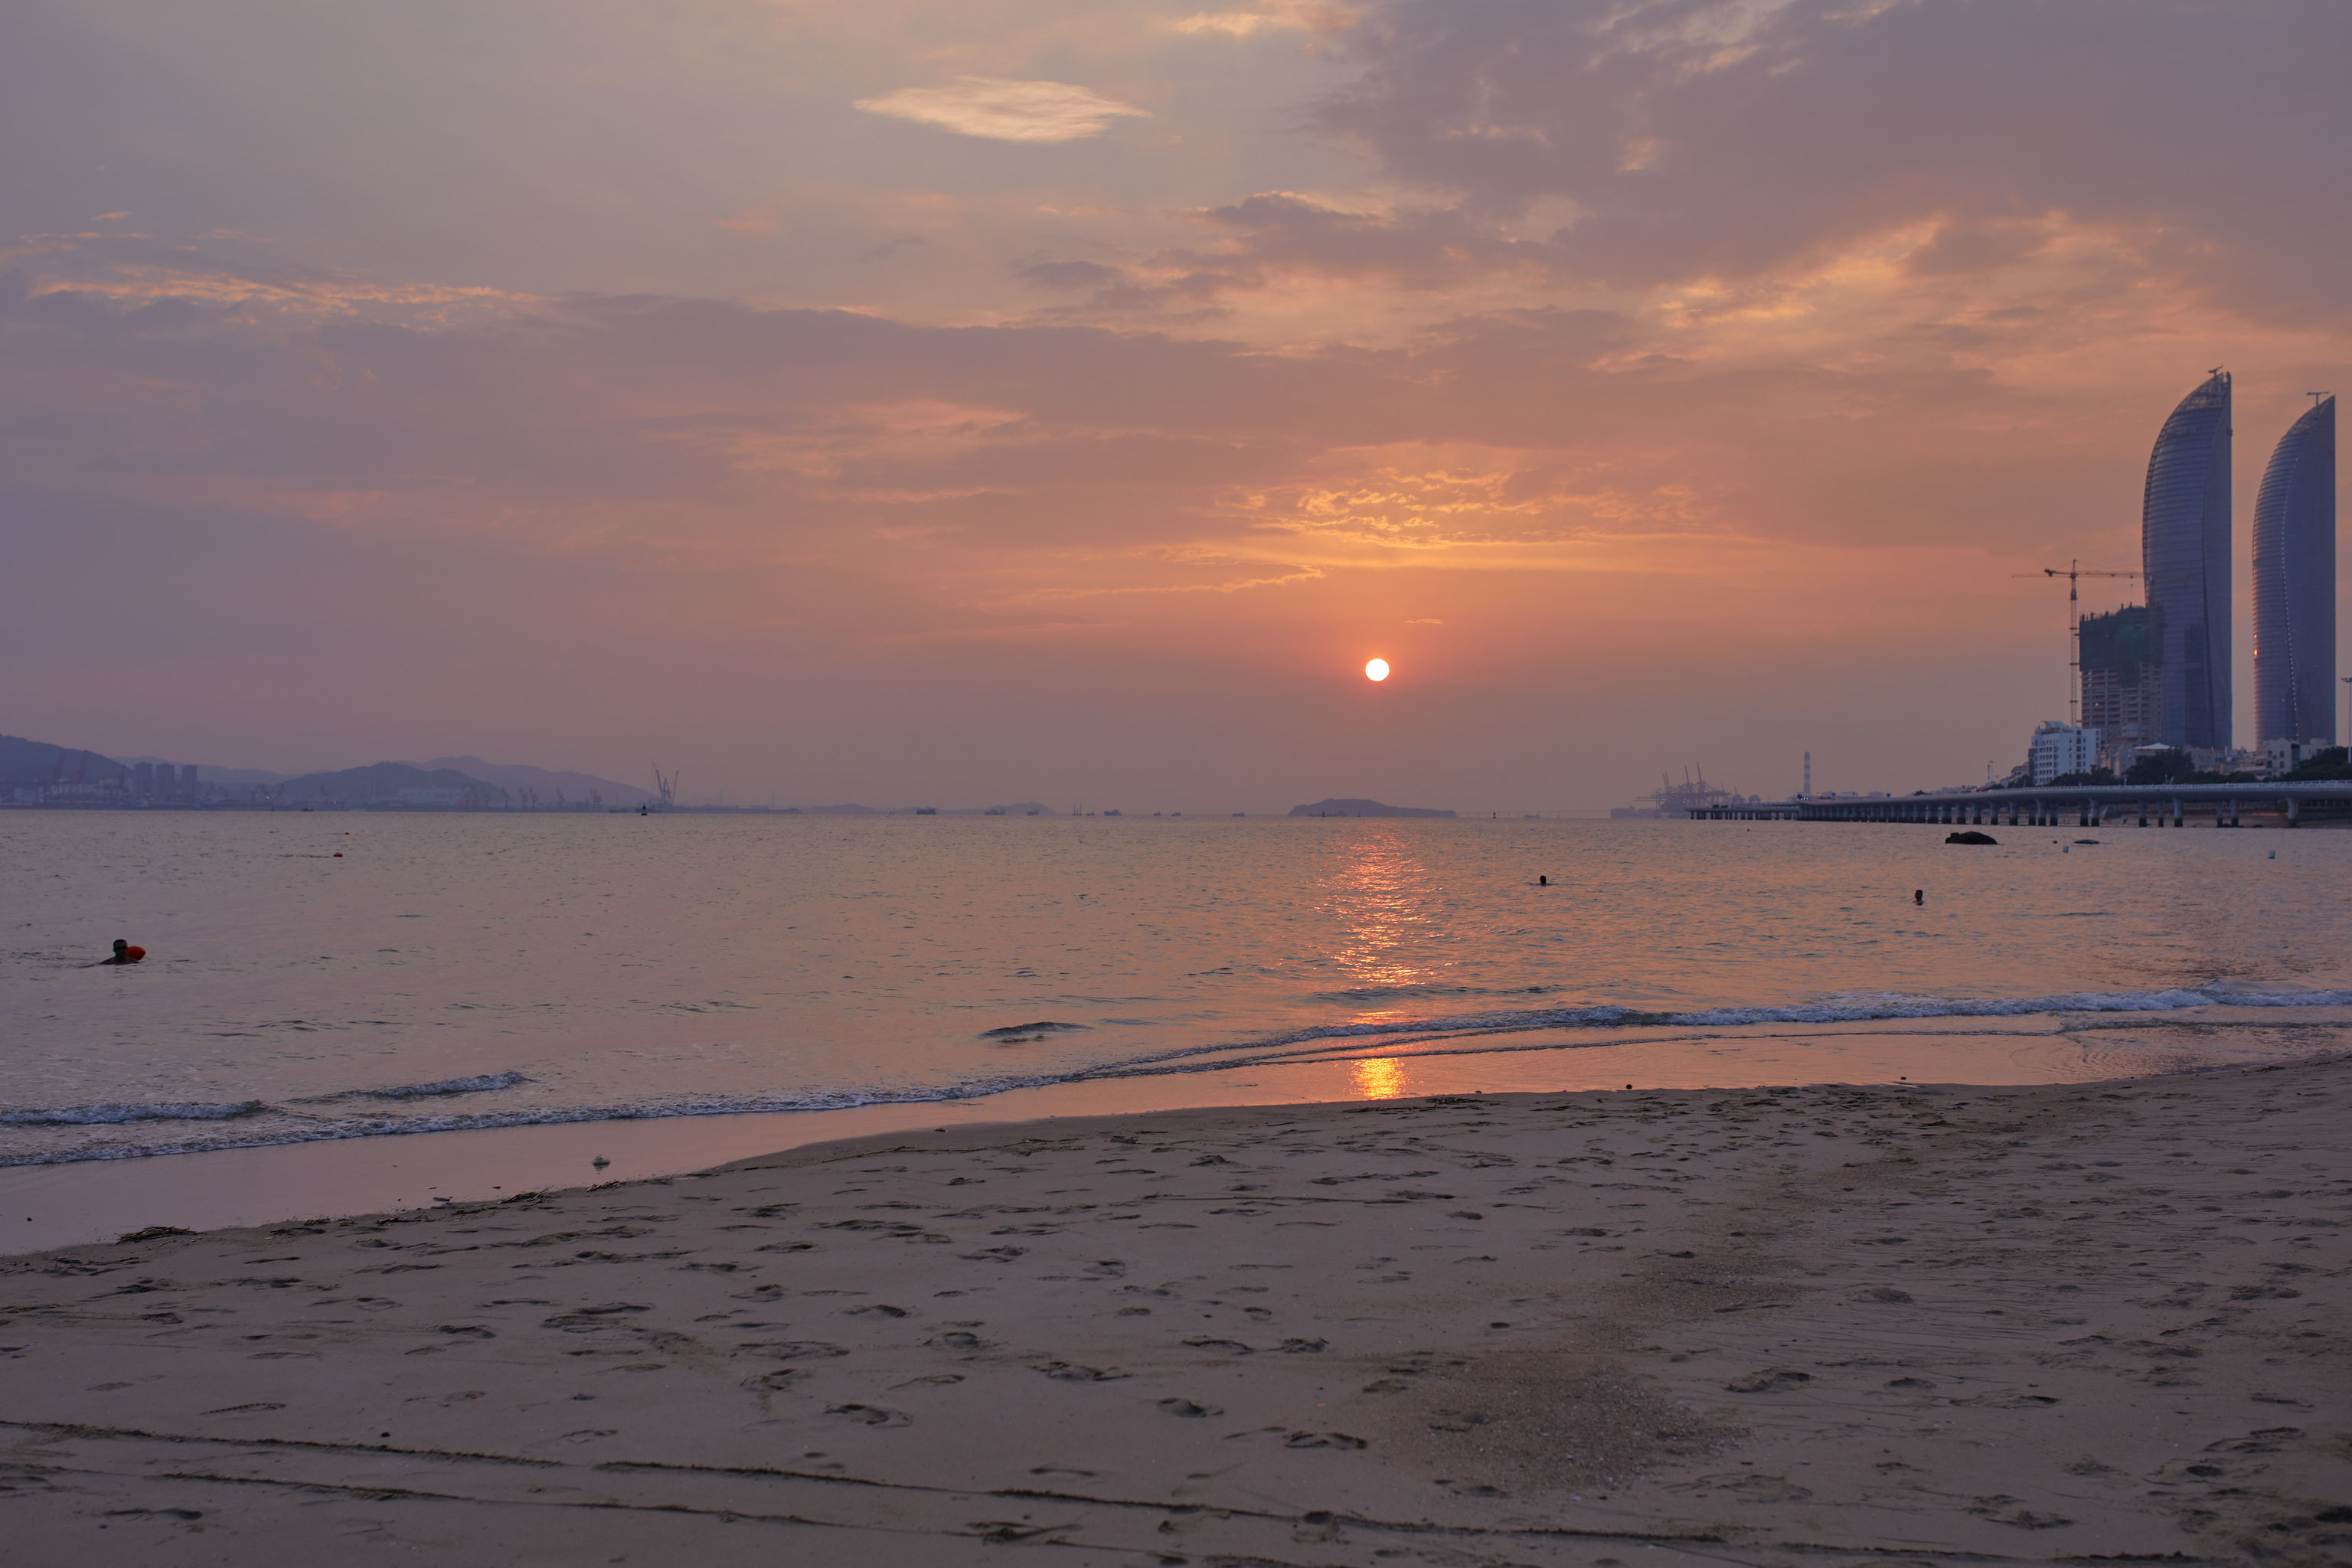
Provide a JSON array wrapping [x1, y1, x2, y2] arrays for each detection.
[[2030, 720, 2102, 786]]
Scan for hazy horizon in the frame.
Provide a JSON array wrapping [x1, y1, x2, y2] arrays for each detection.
[[5, 2, 2345, 812]]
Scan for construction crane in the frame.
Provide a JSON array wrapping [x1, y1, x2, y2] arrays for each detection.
[[651, 765, 678, 810], [2015, 560, 2142, 725]]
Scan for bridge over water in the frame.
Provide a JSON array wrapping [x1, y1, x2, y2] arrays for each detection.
[[1688, 782, 2352, 828]]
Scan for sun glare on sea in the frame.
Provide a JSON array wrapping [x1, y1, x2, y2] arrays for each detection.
[[1364, 658, 1390, 681], [1351, 1056, 1406, 1099]]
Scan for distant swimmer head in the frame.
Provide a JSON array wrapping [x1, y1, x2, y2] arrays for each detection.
[[1913, 889, 1923, 904], [112, 939, 128, 956], [1537, 874, 1548, 886]]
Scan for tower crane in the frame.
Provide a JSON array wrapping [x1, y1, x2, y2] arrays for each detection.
[[2014, 560, 2141, 726]]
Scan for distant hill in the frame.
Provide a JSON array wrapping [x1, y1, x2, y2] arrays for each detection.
[[1288, 797, 1455, 818], [423, 756, 652, 807], [279, 762, 508, 805], [4, 733, 655, 807], [0, 734, 126, 788]]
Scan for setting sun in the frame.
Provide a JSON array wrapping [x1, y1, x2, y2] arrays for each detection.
[[1364, 658, 1390, 682]]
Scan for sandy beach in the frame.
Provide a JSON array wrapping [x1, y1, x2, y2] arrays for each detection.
[[3, 1057, 2345, 1566]]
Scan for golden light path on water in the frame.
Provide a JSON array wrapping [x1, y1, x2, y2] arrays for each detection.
[[1321, 826, 1432, 997], [1323, 827, 1436, 1107]]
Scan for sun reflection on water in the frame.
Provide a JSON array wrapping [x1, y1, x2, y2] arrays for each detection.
[[1321, 826, 1436, 1008], [1351, 1055, 1407, 1099]]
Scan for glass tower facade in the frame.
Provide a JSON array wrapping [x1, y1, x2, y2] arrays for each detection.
[[2252, 395, 2336, 744], [2141, 371, 2232, 750]]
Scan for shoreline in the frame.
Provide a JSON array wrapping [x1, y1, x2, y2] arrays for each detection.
[[8, 1009, 2349, 1254], [2, 1054, 2343, 1563]]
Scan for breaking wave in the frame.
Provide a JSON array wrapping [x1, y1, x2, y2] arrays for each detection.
[[5, 982, 2350, 1167], [292, 1072, 532, 1104], [0, 1101, 266, 1127]]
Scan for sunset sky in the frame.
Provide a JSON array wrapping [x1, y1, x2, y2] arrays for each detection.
[[5, 1, 2346, 810]]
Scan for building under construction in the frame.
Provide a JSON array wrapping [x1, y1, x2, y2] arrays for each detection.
[[2078, 604, 2160, 766]]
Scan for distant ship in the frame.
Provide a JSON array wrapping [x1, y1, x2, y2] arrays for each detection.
[[1611, 768, 1759, 819]]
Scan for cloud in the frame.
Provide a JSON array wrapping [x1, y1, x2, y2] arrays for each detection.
[[854, 77, 1148, 142], [1314, 0, 2352, 325], [1170, 2, 1357, 38]]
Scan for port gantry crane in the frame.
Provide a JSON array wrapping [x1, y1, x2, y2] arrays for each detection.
[[2015, 560, 2142, 727]]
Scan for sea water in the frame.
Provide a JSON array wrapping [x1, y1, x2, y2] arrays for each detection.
[[7, 810, 2350, 1172]]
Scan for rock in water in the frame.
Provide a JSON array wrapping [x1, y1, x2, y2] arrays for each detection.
[[1945, 830, 1998, 845]]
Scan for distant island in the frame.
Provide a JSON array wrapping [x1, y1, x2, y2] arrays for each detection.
[[1287, 798, 1455, 818]]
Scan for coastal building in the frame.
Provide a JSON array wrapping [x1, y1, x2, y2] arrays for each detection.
[[2142, 371, 2233, 750], [2078, 604, 2158, 766], [2252, 394, 2336, 746], [2030, 720, 2100, 786], [2264, 737, 2335, 776]]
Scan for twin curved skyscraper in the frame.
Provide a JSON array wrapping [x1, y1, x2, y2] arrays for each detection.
[[2136, 372, 2336, 750], [2252, 394, 2337, 745]]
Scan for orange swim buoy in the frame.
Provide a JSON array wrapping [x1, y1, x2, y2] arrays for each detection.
[[123, 946, 145, 962]]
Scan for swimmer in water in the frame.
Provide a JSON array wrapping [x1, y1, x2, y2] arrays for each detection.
[[88, 939, 145, 966]]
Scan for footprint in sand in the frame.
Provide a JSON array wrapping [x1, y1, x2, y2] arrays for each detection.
[[825, 1403, 910, 1427], [1724, 1368, 1811, 1392]]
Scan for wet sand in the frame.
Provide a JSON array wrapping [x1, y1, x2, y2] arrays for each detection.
[[2, 1057, 2345, 1566]]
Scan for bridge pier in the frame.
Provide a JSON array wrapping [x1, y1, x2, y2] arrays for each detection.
[[2171, 797, 2184, 827], [2288, 797, 2300, 828]]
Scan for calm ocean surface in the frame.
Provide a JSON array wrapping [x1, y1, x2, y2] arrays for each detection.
[[7, 812, 2352, 1168]]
